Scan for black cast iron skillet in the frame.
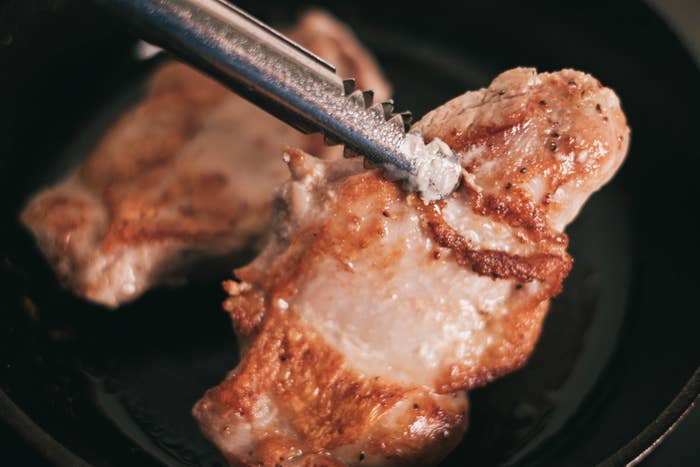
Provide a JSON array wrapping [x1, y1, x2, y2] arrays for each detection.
[[1, 1, 699, 465]]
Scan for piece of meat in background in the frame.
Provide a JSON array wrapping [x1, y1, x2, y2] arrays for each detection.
[[20, 10, 391, 308]]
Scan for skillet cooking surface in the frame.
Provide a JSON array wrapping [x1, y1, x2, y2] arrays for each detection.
[[1, 1, 699, 466]]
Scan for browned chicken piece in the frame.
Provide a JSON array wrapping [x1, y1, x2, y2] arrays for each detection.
[[20, 10, 391, 307], [193, 68, 630, 465]]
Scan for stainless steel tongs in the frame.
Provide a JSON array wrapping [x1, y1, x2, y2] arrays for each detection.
[[94, 0, 462, 201]]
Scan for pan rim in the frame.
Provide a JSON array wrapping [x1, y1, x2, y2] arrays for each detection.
[[601, 368, 700, 466], [0, 390, 90, 467]]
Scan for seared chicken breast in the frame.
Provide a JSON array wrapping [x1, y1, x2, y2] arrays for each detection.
[[20, 10, 390, 307], [193, 68, 629, 465]]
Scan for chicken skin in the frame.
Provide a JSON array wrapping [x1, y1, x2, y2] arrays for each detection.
[[193, 68, 629, 465], [20, 10, 390, 307]]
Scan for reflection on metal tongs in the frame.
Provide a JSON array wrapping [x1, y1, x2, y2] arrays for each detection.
[[94, 0, 462, 201]]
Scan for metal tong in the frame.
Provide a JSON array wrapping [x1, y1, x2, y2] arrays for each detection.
[[94, 0, 462, 200]]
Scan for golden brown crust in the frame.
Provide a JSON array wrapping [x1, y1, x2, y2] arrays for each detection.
[[194, 305, 467, 466], [467, 187, 564, 243], [222, 282, 265, 337], [420, 68, 629, 233], [421, 201, 572, 286], [80, 96, 193, 187], [235, 163, 403, 292], [25, 195, 90, 239], [99, 169, 248, 251]]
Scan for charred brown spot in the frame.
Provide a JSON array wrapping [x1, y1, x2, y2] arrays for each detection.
[[198, 306, 467, 464], [467, 188, 556, 241], [439, 121, 521, 151], [424, 207, 571, 284]]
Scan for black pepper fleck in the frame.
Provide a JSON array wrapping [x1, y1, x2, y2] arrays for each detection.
[[550, 142, 557, 151], [596, 103, 602, 113], [413, 403, 419, 409], [520, 167, 527, 174], [498, 89, 505, 95], [539, 99, 547, 106], [551, 131, 560, 138], [505, 182, 512, 190], [516, 284, 523, 290], [359, 452, 366, 461], [382, 210, 390, 218]]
